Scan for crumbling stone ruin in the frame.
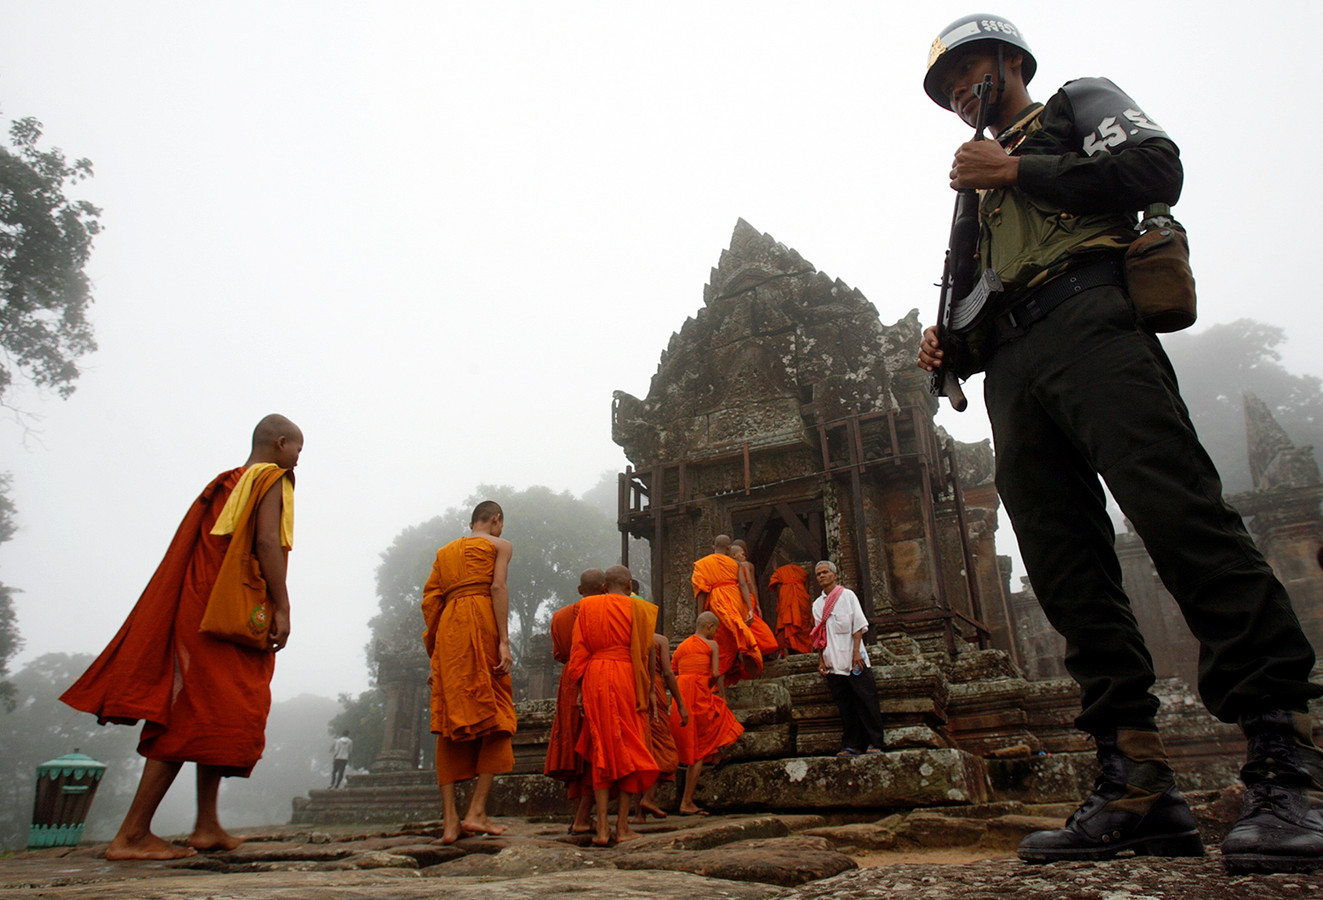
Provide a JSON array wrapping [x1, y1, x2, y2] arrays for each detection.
[[294, 221, 1322, 825]]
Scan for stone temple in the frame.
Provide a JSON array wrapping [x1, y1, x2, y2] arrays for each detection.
[[294, 220, 1323, 825]]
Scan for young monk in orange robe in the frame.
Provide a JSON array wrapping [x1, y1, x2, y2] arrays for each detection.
[[731, 540, 781, 663], [632, 631, 688, 823], [544, 568, 605, 834], [61, 414, 302, 860], [692, 534, 763, 685], [670, 611, 745, 816], [769, 563, 814, 654], [564, 565, 659, 846], [422, 500, 516, 844]]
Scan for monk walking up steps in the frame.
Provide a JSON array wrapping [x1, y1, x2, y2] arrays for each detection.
[[731, 539, 780, 663], [422, 500, 516, 844], [769, 563, 814, 655], [671, 611, 745, 816], [632, 630, 688, 823], [564, 565, 659, 846], [61, 414, 303, 860], [692, 535, 764, 685], [544, 568, 605, 834]]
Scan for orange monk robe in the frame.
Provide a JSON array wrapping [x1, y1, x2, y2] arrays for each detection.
[[669, 634, 744, 766], [693, 553, 762, 684], [543, 600, 590, 795], [769, 565, 814, 654], [564, 593, 659, 793], [422, 537, 517, 785], [61, 466, 290, 776], [644, 670, 680, 782], [741, 563, 782, 661]]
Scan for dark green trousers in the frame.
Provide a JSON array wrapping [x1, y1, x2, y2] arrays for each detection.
[[984, 283, 1319, 733]]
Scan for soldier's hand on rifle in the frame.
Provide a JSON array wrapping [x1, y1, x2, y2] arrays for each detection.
[[918, 325, 943, 372], [950, 140, 1019, 190]]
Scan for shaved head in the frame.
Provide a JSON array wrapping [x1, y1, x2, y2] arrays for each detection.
[[471, 500, 503, 526], [252, 413, 301, 449], [604, 564, 632, 594], [713, 534, 732, 553], [696, 611, 719, 629], [248, 413, 303, 468], [578, 568, 606, 596]]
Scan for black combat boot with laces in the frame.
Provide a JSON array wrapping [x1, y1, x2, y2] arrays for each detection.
[[1018, 729, 1204, 862], [1221, 709, 1323, 873]]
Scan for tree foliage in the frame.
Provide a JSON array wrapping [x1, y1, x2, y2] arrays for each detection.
[[0, 474, 21, 711], [0, 115, 101, 402], [1165, 319, 1323, 492]]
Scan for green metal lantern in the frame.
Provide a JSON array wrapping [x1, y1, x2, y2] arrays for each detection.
[[29, 751, 107, 849]]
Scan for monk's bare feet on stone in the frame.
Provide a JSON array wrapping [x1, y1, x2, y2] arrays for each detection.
[[615, 826, 643, 843], [104, 834, 197, 860], [461, 814, 507, 836], [187, 826, 243, 852], [678, 804, 709, 816], [640, 801, 668, 819]]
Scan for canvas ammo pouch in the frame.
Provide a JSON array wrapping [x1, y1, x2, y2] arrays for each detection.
[[1124, 203, 1196, 332]]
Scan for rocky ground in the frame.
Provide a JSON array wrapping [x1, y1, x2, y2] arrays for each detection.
[[3, 797, 1321, 899]]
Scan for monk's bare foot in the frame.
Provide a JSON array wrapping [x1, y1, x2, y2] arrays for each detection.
[[615, 826, 643, 843], [105, 834, 197, 860], [570, 824, 595, 835], [678, 805, 709, 816], [440, 822, 464, 845], [187, 827, 243, 852], [591, 831, 612, 848], [460, 814, 508, 836], [640, 801, 668, 819]]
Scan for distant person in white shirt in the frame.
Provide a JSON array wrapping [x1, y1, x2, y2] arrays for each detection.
[[330, 731, 353, 788], [810, 561, 885, 756]]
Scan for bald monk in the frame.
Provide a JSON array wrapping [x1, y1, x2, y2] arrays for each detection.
[[671, 611, 745, 816], [769, 563, 814, 655], [730, 539, 780, 663], [61, 414, 303, 860], [693, 535, 763, 685], [632, 631, 688, 823], [565, 565, 659, 846], [422, 500, 516, 844], [544, 568, 605, 834]]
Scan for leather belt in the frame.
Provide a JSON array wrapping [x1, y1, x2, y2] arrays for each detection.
[[987, 256, 1125, 351]]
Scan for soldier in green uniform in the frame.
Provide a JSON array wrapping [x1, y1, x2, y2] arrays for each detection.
[[918, 14, 1323, 873]]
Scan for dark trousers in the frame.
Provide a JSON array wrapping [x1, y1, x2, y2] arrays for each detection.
[[331, 758, 348, 788], [826, 669, 886, 751], [984, 284, 1320, 733]]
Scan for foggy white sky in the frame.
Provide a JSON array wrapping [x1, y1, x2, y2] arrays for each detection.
[[2, 1, 1319, 705]]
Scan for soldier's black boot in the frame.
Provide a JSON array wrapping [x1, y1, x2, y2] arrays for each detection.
[[1018, 729, 1204, 862], [1221, 709, 1323, 873]]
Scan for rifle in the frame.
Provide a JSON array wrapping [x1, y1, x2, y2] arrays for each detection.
[[930, 74, 1002, 412]]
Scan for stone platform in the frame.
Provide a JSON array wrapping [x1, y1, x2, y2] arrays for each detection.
[[6, 794, 1321, 899]]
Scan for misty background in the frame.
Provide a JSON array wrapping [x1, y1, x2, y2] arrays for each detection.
[[3, 1, 1321, 841]]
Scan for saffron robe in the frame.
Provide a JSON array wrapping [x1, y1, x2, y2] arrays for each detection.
[[692, 553, 763, 684], [645, 667, 680, 781], [422, 537, 518, 743], [565, 593, 659, 793], [670, 634, 744, 765], [544, 600, 589, 791], [61, 466, 291, 776], [770, 564, 814, 654]]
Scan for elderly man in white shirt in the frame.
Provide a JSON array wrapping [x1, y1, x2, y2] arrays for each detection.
[[811, 560, 886, 756]]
